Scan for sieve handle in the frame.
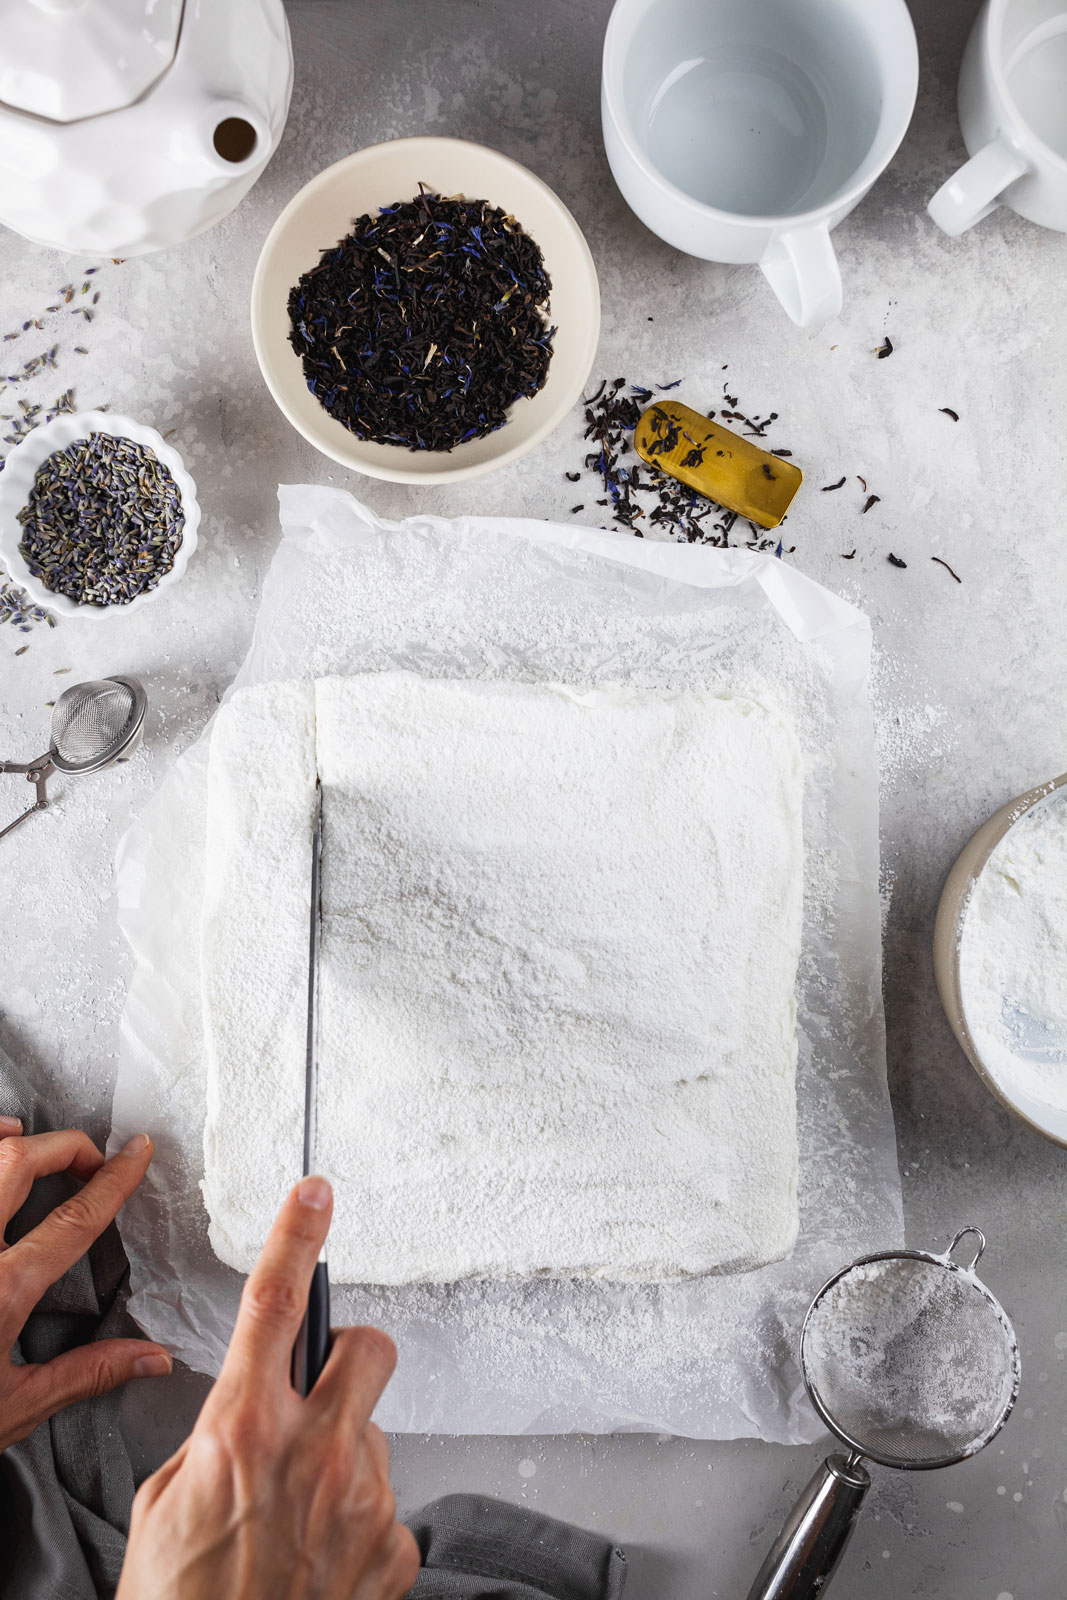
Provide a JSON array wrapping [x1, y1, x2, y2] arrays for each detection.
[[744, 1453, 871, 1600], [0, 763, 53, 840], [0, 752, 52, 776]]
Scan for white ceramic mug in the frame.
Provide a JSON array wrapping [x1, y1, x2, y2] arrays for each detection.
[[928, 0, 1067, 237], [601, 0, 918, 328]]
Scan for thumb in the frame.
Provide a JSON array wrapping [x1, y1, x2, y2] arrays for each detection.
[[20, 1338, 173, 1420]]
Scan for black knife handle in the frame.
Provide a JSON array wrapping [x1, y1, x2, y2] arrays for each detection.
[[291, 1258, 331, 1396]]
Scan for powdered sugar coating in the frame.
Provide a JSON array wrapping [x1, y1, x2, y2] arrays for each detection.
[[960, 790, 1067, 1114], [201, 671, 804, 1284]]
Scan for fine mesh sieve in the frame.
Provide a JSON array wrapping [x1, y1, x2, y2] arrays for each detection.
[[746, 1227, 1020, 1600], [0, 676, 147, 839], [801, 1229, 1019, 1470], [49, 678, 145, 772]]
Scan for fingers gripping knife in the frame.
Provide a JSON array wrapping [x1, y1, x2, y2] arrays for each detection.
[[291, 782, 331, 1395]]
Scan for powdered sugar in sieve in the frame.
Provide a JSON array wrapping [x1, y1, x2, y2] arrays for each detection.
[[801, 1227, 1019, 1470]]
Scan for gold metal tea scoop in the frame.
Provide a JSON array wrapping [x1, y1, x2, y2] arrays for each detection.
[[634, 400, 802, 529]]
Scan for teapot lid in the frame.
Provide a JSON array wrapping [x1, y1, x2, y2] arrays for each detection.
[[0, 0, 182, 122]]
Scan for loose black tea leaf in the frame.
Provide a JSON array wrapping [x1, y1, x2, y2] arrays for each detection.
[[822, 477, 846, 491], [842, 550, 856, 560], [570, 504, 584, 514], [288, 191, 555, 452], [568, 375, 792, 549], [875, 336, 893, 358], [857, 475, 867, 492], [932, 556, 962, 582], [887, 552, 907, 568], [861, 494, 880, 514], [564, 471, 581, 482], [939, 407, 960, 421], [771, 448, 793, 457]]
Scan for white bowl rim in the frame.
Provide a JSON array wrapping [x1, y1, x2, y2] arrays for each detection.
[[250, 135, 601, 485], [0, 409, 200, 622], [934, 773, 1067, 1148]]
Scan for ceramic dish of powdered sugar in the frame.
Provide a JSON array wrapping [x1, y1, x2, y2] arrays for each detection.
[[111, 487, 903, 1441], [936, 774, 1067, 1147]]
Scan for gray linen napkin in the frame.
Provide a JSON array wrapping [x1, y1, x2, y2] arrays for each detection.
[[0, 1045, 136, 1600], [406, 1495, 627, 1600]]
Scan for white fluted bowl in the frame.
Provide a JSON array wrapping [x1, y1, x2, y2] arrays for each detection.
[[0, 410, 199, 621]]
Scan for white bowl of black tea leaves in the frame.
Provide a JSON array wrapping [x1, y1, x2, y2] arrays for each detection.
[[251, 136, 600, 483]]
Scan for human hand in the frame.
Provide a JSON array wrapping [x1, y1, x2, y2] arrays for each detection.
[[117, 1177, 420, 1600], [0, 1118, 172, 1453]]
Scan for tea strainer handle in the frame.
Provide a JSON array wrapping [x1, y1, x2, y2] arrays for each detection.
[[0, 756, 53, 840], [744, 1452, 871, 1600]]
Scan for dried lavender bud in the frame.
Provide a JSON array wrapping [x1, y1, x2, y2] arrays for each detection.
[[17, 433, 184, 607]]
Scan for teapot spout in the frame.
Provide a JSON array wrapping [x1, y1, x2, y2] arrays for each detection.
[[201, 98, 269, 171]]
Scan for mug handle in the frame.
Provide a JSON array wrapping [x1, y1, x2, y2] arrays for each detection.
[[759, 223, 841, 328], [927, 136, 1030, 236]]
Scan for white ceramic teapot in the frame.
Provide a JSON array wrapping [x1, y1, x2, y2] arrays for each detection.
[[0, 0, 293, 257]]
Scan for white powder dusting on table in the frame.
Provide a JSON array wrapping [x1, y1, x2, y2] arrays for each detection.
[[959, 790, 1067, 1112], [201, 671, 804, 1285]]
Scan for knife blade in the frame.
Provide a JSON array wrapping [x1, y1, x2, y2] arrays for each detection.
[[291, 780, 331, 1395]]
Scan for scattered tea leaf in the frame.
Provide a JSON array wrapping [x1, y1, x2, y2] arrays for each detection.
[[842, 550, 856, 560], [887, 553, 907, 568], [875, 336, 894, 358], [822, 476, 846, 491], [939, 407, 959, 421], [861, 494, 880, 514], [932, 556, 962, 582]]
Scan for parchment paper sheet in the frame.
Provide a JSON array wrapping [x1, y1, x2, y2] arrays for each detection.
[[112, 488, 903, 1439]]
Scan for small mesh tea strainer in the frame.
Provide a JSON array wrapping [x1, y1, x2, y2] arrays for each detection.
[[746, 1227, 1020, 1600], [0, 676, 147, 840]]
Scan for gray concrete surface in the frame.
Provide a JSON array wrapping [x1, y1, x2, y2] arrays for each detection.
[[3, 0, 1066, 1594]]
